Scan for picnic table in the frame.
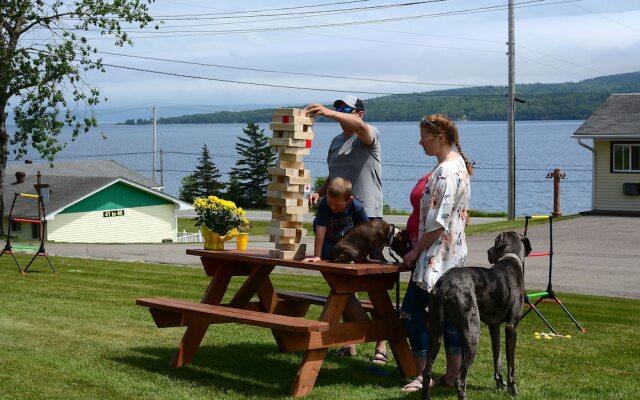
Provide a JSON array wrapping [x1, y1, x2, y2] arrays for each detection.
[[137, 249, 416, 397]]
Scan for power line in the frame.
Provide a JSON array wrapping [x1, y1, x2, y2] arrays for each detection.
[[568, 2, 640, 34], [102, 62, 506, 97], [98, 50, 479, 88], [153, 1, 446, 22], [69, 0, 578, 38], [151, 0, 372, 18]]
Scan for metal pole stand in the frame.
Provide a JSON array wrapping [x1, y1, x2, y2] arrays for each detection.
[[521, 215, 585, 334], [0, 193, 55, 273]]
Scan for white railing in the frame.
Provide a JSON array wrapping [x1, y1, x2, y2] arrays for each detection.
[[176, 230, 202, 243]]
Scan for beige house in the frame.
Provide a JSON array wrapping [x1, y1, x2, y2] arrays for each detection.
[[3, 160, 192, 243], [572, 93, 640, 214]]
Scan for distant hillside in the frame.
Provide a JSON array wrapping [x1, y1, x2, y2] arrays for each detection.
[[121, 71, 640, 124]]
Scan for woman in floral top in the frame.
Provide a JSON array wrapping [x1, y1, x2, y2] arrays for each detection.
[[400, 114, 473, 393]]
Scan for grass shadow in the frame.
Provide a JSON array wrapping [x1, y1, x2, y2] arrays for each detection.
[[113, 342, 410, 397]]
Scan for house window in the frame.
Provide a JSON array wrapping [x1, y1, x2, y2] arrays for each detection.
[[612, 143, 640, 172], [11, 221, 21, 232], [31, 224, 39, 240]]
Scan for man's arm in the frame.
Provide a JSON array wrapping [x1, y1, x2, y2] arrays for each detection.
[[308, 177, 329, 206], [305, 103, 374, 145]]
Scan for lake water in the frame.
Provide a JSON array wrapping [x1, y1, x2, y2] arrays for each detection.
[[7, 120, 592, 216]]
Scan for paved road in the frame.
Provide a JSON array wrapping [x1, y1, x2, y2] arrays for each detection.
[[177, 210, 505, 226], [33, 216, 640, 299]]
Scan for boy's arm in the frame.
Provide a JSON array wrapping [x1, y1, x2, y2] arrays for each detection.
[[303, 225, 326, 262]]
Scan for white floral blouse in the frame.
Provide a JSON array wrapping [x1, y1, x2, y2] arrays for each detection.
[[412, 156, 470, 292]]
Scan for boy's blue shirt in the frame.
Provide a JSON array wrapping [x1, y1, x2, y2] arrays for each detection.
[[314, 197, 369, 260]]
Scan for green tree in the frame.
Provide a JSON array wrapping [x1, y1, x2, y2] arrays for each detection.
[[228, 122, 275, 208], [178, 175, 198, 204], [0, 0, 156, 233], [179, 144, 225, 203]]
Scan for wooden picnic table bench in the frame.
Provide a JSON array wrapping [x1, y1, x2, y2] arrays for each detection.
[[137, 249, 416, 397]]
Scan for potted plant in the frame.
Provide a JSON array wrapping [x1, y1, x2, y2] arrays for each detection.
[[193, 196, 249, 250]]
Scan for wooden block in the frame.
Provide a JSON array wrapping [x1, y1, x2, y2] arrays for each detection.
[[271, 235, 298, 244], [270, 220, 304, 229], [284, 175, 312, 185], [271, 211, 304, 222], [272, 108, 309, 117], [272, 146, 311, 156], [279, 153, 305, 162], [275, 160, 304, 170], [267, 197, 305, 207], [269, 244, 307, 260], [272, 130, 314, 140], [269, 122, 313, 132], [269, 137, 308, 148], [276, 242, 301, 252], [270, 115, 314, 125], [266, 197, 304, 207], [267, 190, 304, 200], [265, 227, 298, 237], [267, 182, 300, 192], [274, 205, 309, 215], [268, 167, 309, 178]]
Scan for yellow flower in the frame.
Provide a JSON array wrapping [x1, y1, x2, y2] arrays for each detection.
[[193, 196, 250, 234]]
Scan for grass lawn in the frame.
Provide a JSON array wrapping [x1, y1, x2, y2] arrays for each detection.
[[2, 254, 637, 400]]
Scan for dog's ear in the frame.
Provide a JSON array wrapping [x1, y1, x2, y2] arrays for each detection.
[[519, 234, 532, 257], [487, 243, 507, 264], [488, 232, 507, 264], [387, 223, 397, 244]]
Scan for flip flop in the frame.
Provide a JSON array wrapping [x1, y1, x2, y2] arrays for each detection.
[[369, 350, 388, 365], [400, 377, 423, 393]]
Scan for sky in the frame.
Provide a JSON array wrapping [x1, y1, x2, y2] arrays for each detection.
[[25, 0, 640, 121]]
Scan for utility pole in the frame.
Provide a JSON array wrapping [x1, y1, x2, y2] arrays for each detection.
[[507, 0, 516, 220], [151, 104, 157, 182], [160, 149, 164, 191]]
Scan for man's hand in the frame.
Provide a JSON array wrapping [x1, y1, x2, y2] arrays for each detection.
[[308, 192, 320, 206], [305, 103, 333, 118], [302, 256, 322, 262]]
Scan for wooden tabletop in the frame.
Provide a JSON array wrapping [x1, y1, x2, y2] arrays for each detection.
[[186, 249, 411, 276]]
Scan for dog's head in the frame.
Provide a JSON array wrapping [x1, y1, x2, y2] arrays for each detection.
[[487, 231, 532, 265], [390, 229, 411, 257]]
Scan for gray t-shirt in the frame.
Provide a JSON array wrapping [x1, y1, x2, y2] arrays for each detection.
[[327, 126, 383, 218]]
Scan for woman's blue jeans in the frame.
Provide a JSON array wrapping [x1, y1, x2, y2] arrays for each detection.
[[401, 279, 462, 358]]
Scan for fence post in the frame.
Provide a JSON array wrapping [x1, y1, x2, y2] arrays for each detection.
[[546, 168, 566, 217]]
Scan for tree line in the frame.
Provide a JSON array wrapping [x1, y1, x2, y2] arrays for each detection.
[[179, 122, 276, 209], [122, 71, 640, 125]]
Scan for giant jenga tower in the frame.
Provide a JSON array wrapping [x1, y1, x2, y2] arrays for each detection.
[[266, 108, 314, 259]]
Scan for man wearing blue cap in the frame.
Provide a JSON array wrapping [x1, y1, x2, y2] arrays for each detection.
[[305, 95, 383, 220], [305, 96, 386, 363]]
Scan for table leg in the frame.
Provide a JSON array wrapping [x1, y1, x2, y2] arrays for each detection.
[[368, 290, 417, 377], [289, 292, 349, 398], [170, 266, 234, 368]]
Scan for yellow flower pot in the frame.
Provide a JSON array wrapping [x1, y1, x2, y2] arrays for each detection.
[[201, 226, 238, 251]]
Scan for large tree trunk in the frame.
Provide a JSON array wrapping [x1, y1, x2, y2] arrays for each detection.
[[0, 106, 8, 235]]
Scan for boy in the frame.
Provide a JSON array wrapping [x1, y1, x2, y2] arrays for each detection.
[[303, 177, 368, 262]]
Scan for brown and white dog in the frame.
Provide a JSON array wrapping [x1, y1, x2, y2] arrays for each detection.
[[331, 219, 404, 263]]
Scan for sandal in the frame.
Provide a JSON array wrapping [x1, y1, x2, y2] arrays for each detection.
[[430, 376, 456, 389], [369, 350, 388, 365], [332, 346, 356, 357], [400, 377, 423, 393]]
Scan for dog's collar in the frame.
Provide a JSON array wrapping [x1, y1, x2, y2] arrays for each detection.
[[498, 253, 522, 266]]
